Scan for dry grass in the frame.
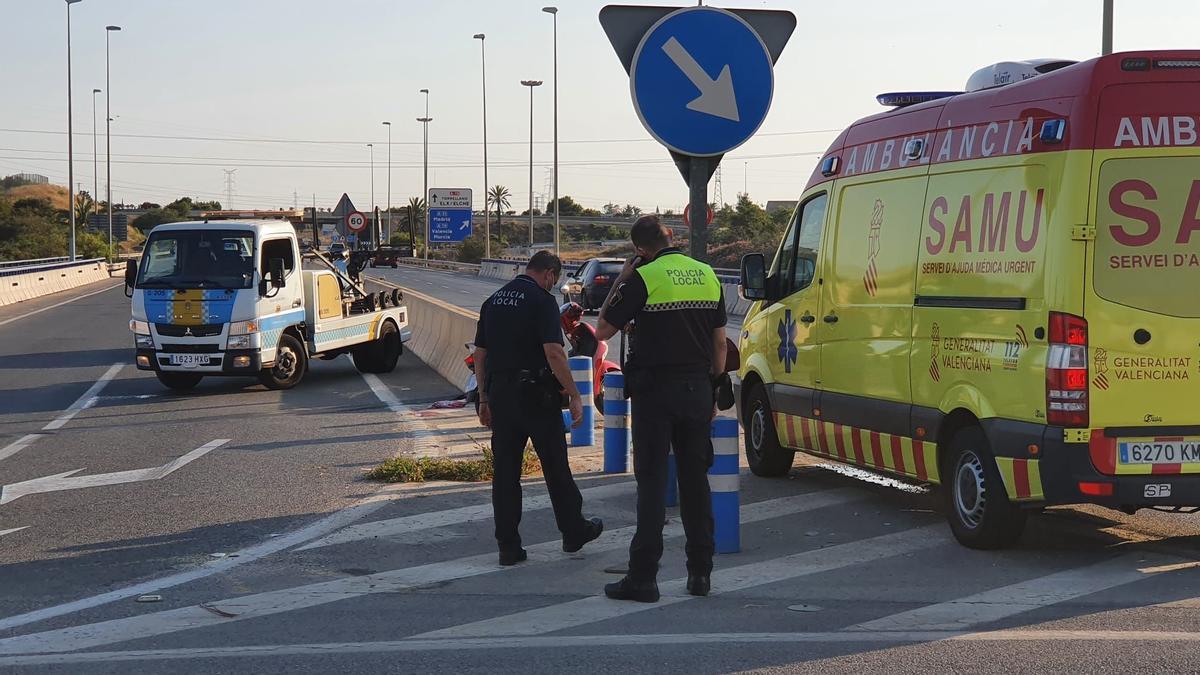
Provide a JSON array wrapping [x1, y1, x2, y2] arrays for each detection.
[[367, 446, 542, 483], [4, 184, 69, 210]]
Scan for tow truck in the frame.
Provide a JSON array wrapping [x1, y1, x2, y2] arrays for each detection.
[[124, 220, 411, 391]]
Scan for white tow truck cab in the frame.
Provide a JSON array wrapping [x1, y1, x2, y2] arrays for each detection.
[[125, 220, 410, 391]]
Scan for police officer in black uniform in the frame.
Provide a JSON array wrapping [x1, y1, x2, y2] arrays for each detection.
[[596, 216, 727, 602], [473, 251, 603, 566]]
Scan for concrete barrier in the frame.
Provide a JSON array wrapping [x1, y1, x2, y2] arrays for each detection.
[[0, 259, 111, 307], [368, 276, 478, 392]]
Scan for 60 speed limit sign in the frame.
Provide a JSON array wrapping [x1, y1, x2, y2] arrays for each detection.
[[345, 211, 367, 232]]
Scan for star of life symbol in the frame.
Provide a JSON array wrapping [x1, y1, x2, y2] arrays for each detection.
[[777, 309, 798, 373]]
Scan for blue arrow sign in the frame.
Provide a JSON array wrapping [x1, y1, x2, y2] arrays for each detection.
[[429, 208, 472, 242], [630, 7, 774, 157]]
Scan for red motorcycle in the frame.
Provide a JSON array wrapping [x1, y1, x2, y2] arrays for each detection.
[[560, 302, 622, 409]]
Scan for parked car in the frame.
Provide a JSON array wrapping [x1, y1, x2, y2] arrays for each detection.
[[559, 257, 623, 311], [369, 245, 401, 268]]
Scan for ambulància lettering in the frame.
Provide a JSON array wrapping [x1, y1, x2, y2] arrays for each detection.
[[1113, 116, 1199, 147]]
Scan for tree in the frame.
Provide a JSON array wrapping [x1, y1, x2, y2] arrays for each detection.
[[457, 231, 486, 263], [547, 195, 583, 217], [487, 185, 511, 229], [74, 191, 96, 226]]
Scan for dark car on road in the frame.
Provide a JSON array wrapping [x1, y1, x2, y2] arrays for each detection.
[[560, 257, 624, 311]]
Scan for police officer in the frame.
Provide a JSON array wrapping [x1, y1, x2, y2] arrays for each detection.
[[473, 251, 604, 566], [596, 215, 727, 602]]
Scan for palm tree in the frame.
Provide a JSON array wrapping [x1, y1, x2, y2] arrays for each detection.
[[404, 197, 426, 250], [487, 185, 511, 232], [74, 191, 96, 227]]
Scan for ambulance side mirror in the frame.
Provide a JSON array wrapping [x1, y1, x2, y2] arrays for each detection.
[[740, 253, 767, 301]]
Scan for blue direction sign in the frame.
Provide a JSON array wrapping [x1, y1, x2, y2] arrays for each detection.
[[630, 7, 774, 157], [428, 188, 473, 243]]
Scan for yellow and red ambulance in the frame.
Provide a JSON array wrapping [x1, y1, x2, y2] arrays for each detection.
[[735, 52, 1200, 548]]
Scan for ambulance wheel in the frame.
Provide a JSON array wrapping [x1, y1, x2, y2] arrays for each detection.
[[155, 372, 202, 391], [259, 334, 308, 390], [743, 383, 794, 477], [944, 427, 1027, 549]]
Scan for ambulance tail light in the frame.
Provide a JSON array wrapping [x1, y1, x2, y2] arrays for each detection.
[[1046, 312, 1089, 427]]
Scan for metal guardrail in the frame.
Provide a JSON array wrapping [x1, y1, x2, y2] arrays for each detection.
[[0, 257, 106, 278], [0, 256, 71, 271], [395, 256, 740, 283]]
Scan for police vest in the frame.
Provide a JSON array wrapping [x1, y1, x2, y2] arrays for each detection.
[[635, 252, 722, 312]]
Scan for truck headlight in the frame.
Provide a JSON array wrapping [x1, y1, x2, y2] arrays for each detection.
[[129, 319, 150, 334], [226, 334, 252, 350], [229, 320, 258, 336], [135, 334, 154, 348]]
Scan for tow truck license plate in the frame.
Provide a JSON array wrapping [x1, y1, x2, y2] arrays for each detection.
[[168, 354, 211, 368], [1119, 440, 1200, 465]]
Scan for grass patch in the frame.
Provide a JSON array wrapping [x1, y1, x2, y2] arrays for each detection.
[[367, 446, 542, 483]]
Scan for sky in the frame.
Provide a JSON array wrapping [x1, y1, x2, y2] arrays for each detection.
[[2, 0, 1198, 214]]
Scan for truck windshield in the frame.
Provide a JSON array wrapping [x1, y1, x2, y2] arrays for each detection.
[[136, 230, 255, 290]]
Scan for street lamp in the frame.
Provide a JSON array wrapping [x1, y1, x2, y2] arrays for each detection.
[[419, 88, 431, 263], [367, 143, 374, 246], [1102, 0, 1113, 55], [474, 33, 490, 258], [542, 6, 559, 255], [106, 24, 121, 259], [521, 80, 543, 248], [381, 121, 391, 246], [66, 0, 83, 261], [91, 87, 101, 238]]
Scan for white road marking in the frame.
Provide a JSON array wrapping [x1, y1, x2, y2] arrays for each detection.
[[5, 630, 1200, 666], [0, 434, 43, 463], [417, 523, 944, 639], [0, 489, 863, 655], [0, 363, 124, 464], [296, 479, 638, 551], [0, 282, 123, 329], [849, 553, 1197, 632], [0, 526, 29, 538], [42, 363, 124, 430], [358, 370, 412, 415], [0, 438, 228, 505]]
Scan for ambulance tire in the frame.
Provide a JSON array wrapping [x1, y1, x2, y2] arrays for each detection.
[[156, 372, 202, 391], [742, 383, 794, 477], [259, 333, 308, 390], [944, 427, 1027, 549]]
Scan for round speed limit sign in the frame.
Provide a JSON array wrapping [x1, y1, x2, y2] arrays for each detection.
[[345, 211, 367, 232]]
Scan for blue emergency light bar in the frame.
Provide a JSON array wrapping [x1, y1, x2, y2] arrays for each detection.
[[876, 91, 962, 108]]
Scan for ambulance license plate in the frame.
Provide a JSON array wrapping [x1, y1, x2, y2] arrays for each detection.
[[168, 354, 210, 368], [1118, 439, 1200, 465]]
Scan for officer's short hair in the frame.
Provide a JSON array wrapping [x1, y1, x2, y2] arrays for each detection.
[[526, 250, 562, 275], [631, 215, 670, 250]]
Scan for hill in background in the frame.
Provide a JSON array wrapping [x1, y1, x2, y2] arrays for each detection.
[[2, 183, 70, 210]]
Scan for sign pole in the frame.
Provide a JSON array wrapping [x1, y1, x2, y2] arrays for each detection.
[[688, 156, 709, 261]]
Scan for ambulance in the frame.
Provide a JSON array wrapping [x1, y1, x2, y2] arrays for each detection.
[[735, 52, 1200, 548]]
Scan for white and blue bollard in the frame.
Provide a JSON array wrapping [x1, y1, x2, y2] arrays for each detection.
[[602, 371, 630, 473], [709, 415, 740, 554], [568, 356, 594, 447], [665, 450, 678, 507]]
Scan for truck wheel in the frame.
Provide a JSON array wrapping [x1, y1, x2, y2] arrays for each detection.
[[259, 333, 308, 390], [742, 383, 795, 477], [353, 321, 401, 374], [944, 426, 1027, 549], [156, 372, 202, 391]]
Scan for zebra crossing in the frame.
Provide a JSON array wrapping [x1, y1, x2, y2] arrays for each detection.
[[0, 464, 1197, 670]]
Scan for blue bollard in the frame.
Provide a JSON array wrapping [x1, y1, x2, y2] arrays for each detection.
[[709, 415, 740, 553], [568, 356, 594, 447], [665, 450, 678, 507], [602, 372, 630, 473]]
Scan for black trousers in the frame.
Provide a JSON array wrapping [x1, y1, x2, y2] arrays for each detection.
[[628, 370, 715, 581], [488, 379, 587, 552]]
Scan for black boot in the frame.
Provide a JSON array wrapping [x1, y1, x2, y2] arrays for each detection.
[[604, 576, 660, 603], [563, 517, 604, 553], [686, 573, 710, 597], [498, 548, 527, 566]]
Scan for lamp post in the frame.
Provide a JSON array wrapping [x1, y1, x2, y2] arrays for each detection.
[[473, 33, 490, 258], [106, 24, 121, 258], [367, 142, 374, 247], [521, 80, 543, 248], [91, 87, 100, 241], [1102, 0, 1113, 55], [419, 88, 431, 263], [542, 6, 559, 255], [66, 0, 83, 261], [382, 121, 392, 246]]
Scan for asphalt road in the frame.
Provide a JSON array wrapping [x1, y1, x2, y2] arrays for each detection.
[[2, 271, 1200, 673]]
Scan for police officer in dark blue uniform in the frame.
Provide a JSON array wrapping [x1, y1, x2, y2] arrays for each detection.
[[473, 251, 603, 566]]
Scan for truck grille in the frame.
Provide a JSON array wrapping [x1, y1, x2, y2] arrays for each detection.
[[159, 343, 222, 353], [156, 323, 223, 337]]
